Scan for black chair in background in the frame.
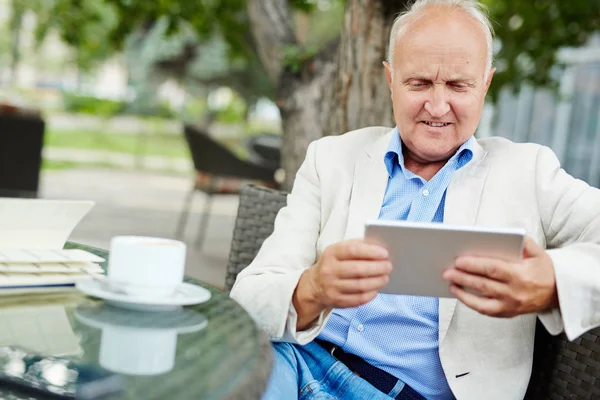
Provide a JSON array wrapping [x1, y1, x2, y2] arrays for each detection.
[[227, 183, 600, 400], [0, 112, 45, 198], [245, 133, 281, 170], [176, 125, 280, 248]]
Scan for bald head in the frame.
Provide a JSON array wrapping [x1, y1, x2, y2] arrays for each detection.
[[388, 0, 494, 80]]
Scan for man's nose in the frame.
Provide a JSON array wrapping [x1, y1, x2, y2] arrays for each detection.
[[424, 85, 450, 118]]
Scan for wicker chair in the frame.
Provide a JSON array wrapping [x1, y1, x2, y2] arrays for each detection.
[[225, 184, 288, 292], [226, 183, 600, 399]]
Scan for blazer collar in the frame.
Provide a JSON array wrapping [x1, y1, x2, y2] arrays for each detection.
[[365, 128, 396, 160], [344, 129, 395, 240], [365, 130, 486, 164]]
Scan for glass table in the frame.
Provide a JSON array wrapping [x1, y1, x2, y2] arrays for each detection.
[[0, 243, 273, 399]]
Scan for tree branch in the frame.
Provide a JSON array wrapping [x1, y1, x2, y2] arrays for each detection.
[[247, 0, 297, 83]]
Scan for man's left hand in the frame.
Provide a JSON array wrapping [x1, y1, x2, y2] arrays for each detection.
[[442, 237, 559, 318]]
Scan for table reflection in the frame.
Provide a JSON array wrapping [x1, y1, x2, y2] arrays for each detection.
[[0, 347, 79, 398], [74, 304, 207, 376], [0, 303, 81, 356]]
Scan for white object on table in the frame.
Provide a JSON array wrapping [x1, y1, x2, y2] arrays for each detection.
[[107, 236, 186, 298]]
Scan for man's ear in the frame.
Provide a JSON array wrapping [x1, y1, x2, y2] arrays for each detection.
[[383, 61, 393, 90], [485, 67, 496, 93]]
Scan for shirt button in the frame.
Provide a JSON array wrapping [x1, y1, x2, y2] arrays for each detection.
[[422, 189, 430, 196], [357, 324, 364, 332]]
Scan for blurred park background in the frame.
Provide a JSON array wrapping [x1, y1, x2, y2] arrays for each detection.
[[0, 0, 598, 288]]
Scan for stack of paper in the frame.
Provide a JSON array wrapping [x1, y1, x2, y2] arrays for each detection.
[[0, 198, 102, 294], [0, 249, 105, 292]]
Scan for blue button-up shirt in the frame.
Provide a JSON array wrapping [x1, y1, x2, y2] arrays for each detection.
[[317, 128, 474, 400]]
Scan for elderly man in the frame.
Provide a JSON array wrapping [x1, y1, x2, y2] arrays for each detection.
[[231, 0, 600, 399]]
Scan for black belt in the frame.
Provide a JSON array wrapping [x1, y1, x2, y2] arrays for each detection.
[[315, 339, 426, 400]]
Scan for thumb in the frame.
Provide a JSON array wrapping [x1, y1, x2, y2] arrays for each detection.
[[522, 236, 544, 259]]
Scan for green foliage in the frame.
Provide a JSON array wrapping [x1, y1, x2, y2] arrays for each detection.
[[181, 97, 209, 124], [0, 4, 14, 66], [482, 0, 600, 99], [106, 0, 251, 59], [20, 0, 341, 111], [282, 0, 344, 73], [124, 17, 274, 106], [214, 96, 247, 124], [61, 93, 176, 119], [289, 0, 318, 13], [62, 93, 126, 116], [282, 45, 319, 73], [303, 0, 345, 49], [123, 96, 177, 119], [45, 128, 189, 159], [31, 0, 119, 72], [21, 0, 598, 110], [145, 103, 178, 120]]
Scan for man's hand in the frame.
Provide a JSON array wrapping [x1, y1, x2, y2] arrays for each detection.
[[442, 237, 559, 318], [293, 239, 392, 330]]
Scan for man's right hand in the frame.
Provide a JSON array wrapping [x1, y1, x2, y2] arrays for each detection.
[[292, 239, 392, 331]]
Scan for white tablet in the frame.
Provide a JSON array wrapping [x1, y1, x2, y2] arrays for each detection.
[[364, 220, 526, 298]]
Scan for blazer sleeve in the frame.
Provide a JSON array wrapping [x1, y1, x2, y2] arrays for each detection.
[[229, 140, 333, 344], [535, 145, 600, 340]]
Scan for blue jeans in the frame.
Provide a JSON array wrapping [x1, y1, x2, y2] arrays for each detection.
[[262, 341, 404, 400]]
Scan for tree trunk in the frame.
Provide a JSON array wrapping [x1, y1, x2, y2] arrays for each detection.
[[276, 40, 339, 188], [325, 0, 407, 136], [248, 0, 338, 189], [248, 0, 409, 190]]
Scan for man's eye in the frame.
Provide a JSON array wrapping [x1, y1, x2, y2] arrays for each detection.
[[410, 82, 428, 88], [450, 83, 467, 90]]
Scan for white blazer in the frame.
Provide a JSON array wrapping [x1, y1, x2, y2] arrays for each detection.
[[230, 127, 600, 400]]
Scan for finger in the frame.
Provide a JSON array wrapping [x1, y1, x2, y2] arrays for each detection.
[[443, 268, 507, 298], [453, 256, 512, 282], [522, 236, 544, 259], [363, 237, 388, 250], [334, 240, 389, 261], [334, 275, 390, 294], [328, 290, 379, 308], [449, 284, 507, 317], [336, 260, 393, 279]]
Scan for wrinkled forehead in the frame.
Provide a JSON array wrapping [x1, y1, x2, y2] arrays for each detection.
[[393, 8, 489, 79], [397, 44, 487, 81]]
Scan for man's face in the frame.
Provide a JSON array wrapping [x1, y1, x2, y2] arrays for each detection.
[[384, 8, 495, 164]]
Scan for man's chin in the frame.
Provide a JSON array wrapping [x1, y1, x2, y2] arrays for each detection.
[[409, 145, 457, 164]]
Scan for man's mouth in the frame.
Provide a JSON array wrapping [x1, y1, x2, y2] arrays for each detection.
[[422, 121, 451, 127]]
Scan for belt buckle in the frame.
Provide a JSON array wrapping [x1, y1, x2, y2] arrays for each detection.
[[329, 345, 339, 360], [329, 345, 361, 378]]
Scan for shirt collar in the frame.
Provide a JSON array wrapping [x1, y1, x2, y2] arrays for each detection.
[[383, 126, 474, 178]]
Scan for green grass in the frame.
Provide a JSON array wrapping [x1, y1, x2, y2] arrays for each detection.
[[45, 129, 190, 158], [42, 159, 123, 171]]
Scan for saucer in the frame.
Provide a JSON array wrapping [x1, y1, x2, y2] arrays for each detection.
[[74, 304, 208, 334], [75, 279, 212, 312]]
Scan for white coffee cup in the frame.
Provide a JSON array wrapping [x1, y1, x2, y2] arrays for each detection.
[[107, 236, 186, 298], [100, 326, 177, 376]]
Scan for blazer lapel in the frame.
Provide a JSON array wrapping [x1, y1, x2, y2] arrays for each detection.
[[438, 139, 490, 344], [344, 130, 394, 239]]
